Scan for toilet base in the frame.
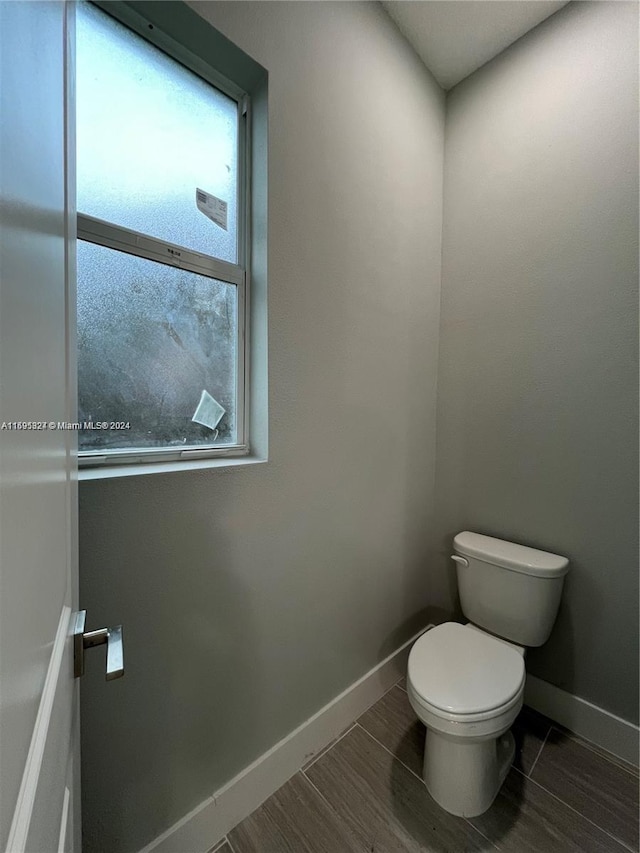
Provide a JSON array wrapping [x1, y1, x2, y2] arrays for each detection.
[[422, 727, 515, 818]]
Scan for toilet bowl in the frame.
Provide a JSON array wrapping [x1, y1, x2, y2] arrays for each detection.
[[407, 621, 525, 816]]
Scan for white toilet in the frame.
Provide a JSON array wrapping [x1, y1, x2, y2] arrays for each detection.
[[407, 531, 569, 818]]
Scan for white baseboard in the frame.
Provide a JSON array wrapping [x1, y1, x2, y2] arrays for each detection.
[[524, 674, 639, 766], [138, 633, 638, 853], [138, 627, 430, 853]]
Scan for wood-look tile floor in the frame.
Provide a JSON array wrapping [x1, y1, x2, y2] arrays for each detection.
[[214, 680, 639, 853]]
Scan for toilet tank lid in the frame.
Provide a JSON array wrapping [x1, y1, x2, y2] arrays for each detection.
[[454, 532, 569, 578]]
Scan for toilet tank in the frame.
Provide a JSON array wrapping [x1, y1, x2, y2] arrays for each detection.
[[453, 532, 569, 647]]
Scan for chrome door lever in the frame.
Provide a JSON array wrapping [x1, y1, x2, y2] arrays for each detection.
[[73, 610, 124, 680]]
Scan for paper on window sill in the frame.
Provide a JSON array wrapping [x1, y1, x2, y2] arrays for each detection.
[[192, 389, 225, 431]]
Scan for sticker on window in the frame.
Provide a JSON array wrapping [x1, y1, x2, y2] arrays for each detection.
[[196, 187, 228, 231], [192, 389, 226, 431]]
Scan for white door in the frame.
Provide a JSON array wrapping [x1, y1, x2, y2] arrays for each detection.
[[0, 2, 80, 851]]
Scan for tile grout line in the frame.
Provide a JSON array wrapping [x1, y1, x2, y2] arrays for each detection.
[[512, 766, 636, 853], [224, 834, 238, 853], [302, 723, 357, 771], [300, 764, 367, 845], [552, 726, 640, 780], [464, 818, 501, 851], [301, 767, 343, 814], [302, 769, 389, 853], [354, 722, 425, 783], [207, 838, 234, 853], [527, 725, 551, 778]]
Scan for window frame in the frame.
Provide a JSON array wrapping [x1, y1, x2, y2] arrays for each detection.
[[77, 0, 252, 469]]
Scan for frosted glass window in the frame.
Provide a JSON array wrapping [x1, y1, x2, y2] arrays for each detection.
[[77, 241, 237, 451], [76, 1, 238, 263]]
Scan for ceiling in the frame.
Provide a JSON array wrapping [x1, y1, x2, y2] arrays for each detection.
[[381, 1, 570, 90]]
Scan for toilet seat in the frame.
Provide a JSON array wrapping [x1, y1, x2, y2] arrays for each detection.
[[408, 678, 523, 732], [408, 622, 525, 720]]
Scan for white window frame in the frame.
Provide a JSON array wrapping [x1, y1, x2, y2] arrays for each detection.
[[77, 1, 252, 469]]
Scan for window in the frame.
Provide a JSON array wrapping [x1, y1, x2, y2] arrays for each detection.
[[76, 1, 250, 466]]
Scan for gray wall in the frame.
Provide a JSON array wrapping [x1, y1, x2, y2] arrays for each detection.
[[436, 1, 639, 723], [79, 2, 639, 850], [79, 3, 445, 851]]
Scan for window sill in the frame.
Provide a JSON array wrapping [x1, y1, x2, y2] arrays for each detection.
[[78, 453, 267, 481]]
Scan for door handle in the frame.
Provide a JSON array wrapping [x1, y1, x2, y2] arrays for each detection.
[[73, 610, 124, 680]]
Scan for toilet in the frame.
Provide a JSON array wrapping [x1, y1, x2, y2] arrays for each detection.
[[407, 531, 569, 818]]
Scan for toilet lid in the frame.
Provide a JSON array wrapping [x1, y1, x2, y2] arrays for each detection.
[[408, 623, 525, 715]]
